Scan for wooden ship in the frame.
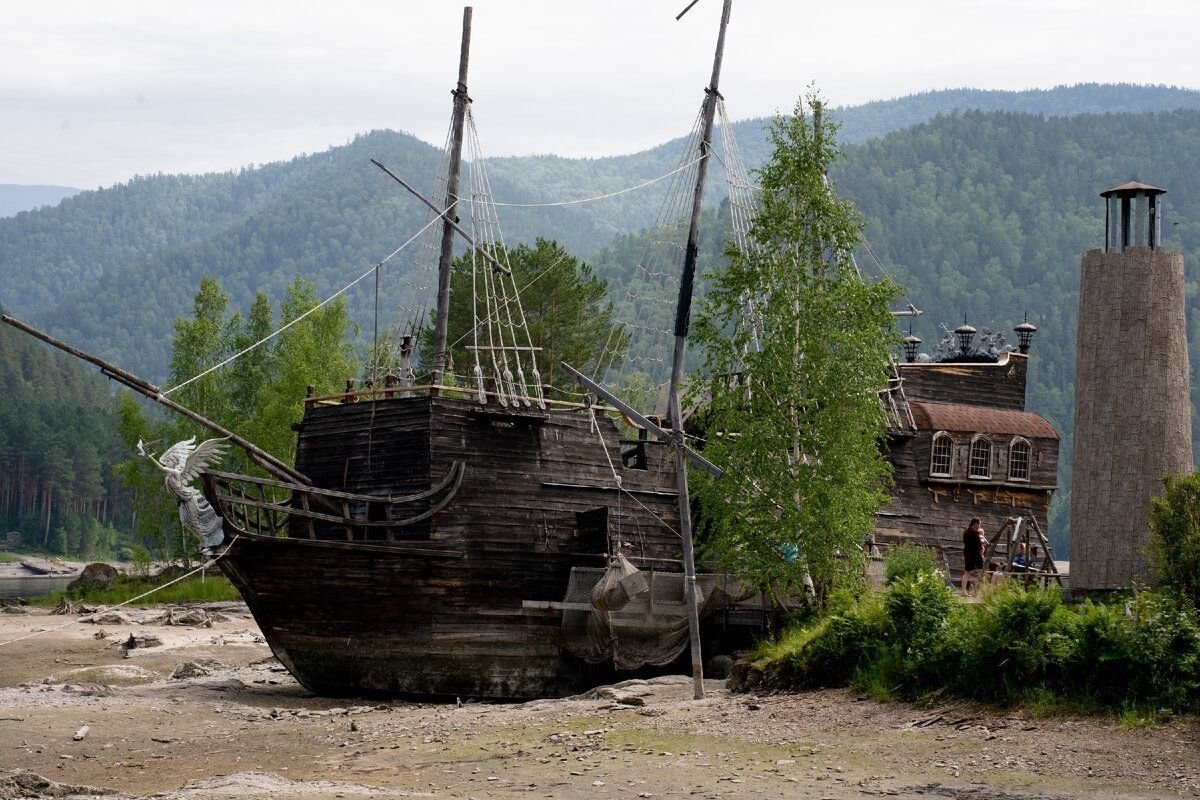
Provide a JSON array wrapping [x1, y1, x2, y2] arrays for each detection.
[[0, 3, 756, 700], [874, 320, 1063, 584], [184, 3, 749, 699]]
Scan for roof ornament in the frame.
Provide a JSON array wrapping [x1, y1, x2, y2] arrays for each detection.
[[931, 318, 1013, 364]]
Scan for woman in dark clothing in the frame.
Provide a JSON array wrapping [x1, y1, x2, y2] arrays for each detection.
[[961, 517, 987, 595]]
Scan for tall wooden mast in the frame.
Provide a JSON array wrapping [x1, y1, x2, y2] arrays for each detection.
[[431, 6, 473, 391], [670, 0, 732, 701]]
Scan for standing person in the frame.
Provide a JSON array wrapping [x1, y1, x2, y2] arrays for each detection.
[[961, 517, 987, 595]]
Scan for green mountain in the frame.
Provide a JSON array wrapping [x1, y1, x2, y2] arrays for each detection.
[[5, 84, 1199, 384], [0, 185, 81, 218]]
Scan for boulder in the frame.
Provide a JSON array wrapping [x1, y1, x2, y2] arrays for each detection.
[[66, 563, 119, 593], [706, 654, 735, 680]]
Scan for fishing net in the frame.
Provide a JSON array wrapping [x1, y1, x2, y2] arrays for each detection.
[[562, 560, 734, 671]]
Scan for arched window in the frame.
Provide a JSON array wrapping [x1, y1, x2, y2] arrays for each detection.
[[969, 436, 992, 479], [1009, 438, 1031, 481], [930, 433, 953, 477]]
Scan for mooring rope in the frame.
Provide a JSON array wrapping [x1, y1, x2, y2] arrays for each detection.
[[0, 535, 241, 649]]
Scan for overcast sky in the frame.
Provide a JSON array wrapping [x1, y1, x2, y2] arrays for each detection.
[[2, 0, 1196, 190]]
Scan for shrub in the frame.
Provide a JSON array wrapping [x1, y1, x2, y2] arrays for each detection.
[[884, 543, 940, 586], [885, 570, 954, 688], [954, 584, 1072, 701], [1149, 472, 1200, 607], [767, 592, 889, 689], [1069, 600, 1137, 705], [1123, 592, 1200, 709], [745, 581, 1200, 714]]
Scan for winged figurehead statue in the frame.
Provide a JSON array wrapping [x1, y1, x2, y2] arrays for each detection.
[[138, 436, 229, 550]]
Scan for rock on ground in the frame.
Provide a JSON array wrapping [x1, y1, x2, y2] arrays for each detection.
[[66, 563, 118, 593]]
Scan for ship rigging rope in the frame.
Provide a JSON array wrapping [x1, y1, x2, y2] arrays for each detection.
[[588, 408, 681, 540], [161, 215, 442, 397], [0, 536, 241, 649], [468, 155, 706, 208]]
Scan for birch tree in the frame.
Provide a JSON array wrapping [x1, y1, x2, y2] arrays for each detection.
[[692, 95, 899, 604]]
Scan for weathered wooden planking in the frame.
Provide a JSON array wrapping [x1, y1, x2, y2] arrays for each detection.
[[897, 353, 1028, 411], [876, 351, 1060, 583], [214, 394, 698, 699]]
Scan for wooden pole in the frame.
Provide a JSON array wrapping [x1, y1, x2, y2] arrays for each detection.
[[0, 314, 310, 486], [431, 6, 473, 391], [668, 0, 733, 701]]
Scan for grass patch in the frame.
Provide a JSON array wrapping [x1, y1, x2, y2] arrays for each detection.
[[0, 552, 21, 563], [1117, 704, 1171, 730], [37, 573, 241, 607]]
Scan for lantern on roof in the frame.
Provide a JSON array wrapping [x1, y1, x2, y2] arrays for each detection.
[[1013, 314, 1037, 355], [903, 327, 922, 363], [954, 320, 977, 355]]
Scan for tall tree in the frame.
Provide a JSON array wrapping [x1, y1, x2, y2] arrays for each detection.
[[245, 278, 357, 461], [692, 95, 899, 603], [419, 238, 626, 398]]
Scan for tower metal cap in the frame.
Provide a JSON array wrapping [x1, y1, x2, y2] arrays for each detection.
[[1100, 181, 1166, 198]]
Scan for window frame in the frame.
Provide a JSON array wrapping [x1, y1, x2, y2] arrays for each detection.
[[968, 435, 992, 480], [929, 432, 954, 477], [1008, 437, 1031, 482]]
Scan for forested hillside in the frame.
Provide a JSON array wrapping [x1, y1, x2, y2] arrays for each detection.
[[0, 310, 129, 557], [3, 84, 1198, 384]]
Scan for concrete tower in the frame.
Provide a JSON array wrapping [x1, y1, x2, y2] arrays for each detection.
[[1070, 181, 1193, 591]]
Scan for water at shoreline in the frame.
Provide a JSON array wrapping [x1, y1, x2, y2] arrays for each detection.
[[0, 575, 73, 598]]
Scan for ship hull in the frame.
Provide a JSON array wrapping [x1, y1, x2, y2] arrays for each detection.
[[215, 532, 588, 698], [206, 395, 717, 700]]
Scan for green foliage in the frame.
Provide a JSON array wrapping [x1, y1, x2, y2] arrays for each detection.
[[884, 543, 940, 586], [950, 585, 1074, 701], [753, 584, 1200, 713], [766, 592, 890, 690], [130, 545, 151, 578], [0, 310, 129, 555], [692, 95, 898, 603], [111, 275, 357, 559], [418, 238, 625, 397], [884, 571, 954, 687], [1149, 472, 1200, 608], [41, 572, 241, 606]]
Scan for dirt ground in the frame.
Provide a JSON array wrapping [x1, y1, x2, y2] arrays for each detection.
[[0, 604, 1198, 799]]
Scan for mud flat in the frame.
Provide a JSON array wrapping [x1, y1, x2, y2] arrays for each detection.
[[1, 606, 1198, 799]]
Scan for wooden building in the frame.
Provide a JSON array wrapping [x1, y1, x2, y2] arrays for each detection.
[[876, 327, 1060, 582]]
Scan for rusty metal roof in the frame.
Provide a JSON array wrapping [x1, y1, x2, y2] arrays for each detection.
[[910, 401, 1059, 439], [1100, 180, 1166, 198]]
